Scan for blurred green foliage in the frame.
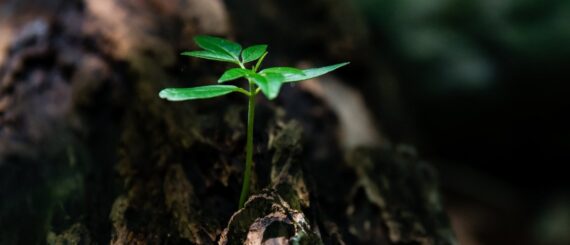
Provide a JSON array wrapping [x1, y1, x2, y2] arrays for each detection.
[[358, 0, 570, 93]]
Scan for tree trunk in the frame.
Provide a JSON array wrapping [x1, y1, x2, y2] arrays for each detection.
[[0, 0, 456, 244]]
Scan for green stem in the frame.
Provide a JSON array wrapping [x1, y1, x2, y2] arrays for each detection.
[[239, 80, 256, 208]]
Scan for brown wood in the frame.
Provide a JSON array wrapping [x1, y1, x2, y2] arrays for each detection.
[[0, 0, 456, 244]]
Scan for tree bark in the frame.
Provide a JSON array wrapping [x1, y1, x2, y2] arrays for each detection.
[[0, 0, 456, 244]]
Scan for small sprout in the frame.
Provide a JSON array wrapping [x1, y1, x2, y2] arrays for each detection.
[[159, 35, 349, 208]]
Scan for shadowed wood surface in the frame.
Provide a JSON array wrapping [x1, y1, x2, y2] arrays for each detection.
[[0, 0, 455, 244]]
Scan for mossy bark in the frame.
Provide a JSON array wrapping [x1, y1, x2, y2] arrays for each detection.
[[0, 0, 455, 244]]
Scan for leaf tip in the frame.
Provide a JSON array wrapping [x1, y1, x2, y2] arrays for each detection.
[[158, 89, 169, 99], [335, 62, 350, 68]]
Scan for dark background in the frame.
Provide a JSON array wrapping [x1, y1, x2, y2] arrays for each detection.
[[1, 0, 569, 244]]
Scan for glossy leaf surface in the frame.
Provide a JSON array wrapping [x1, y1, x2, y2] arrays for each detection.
[[247, 74, 272, 98], [181, 51, 235, 63], [259, 67, 304, 76], [218, 68, 253, 83], [241, 45, 267, 63], [260, 72, 285, 99], [194, 35, 241, 61], [283, 62, 350, 82], [159, 85, 245, 101]]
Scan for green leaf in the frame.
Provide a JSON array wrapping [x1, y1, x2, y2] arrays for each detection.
[[260, 67, 304, 76], [241, 45, 267, 63], [181, 50, 235, 63], [261, 72, 285, 99], [194, 35, 241, 61], [247, 74, 269, 98], [283, 62, 349, 83], [249, 72, 285, 100], [218, 68, 253, 83], [159, 85, 246, 101]]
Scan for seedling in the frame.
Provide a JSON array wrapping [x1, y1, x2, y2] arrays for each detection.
[[159, 36, 348, 208]]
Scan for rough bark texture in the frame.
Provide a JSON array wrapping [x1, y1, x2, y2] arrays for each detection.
[[0, 0, 456, 244]]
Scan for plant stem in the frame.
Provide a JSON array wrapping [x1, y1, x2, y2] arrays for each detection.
[[239, 80, 256, 208]]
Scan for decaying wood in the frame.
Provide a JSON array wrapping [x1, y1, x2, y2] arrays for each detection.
[[0, 0, 456, 244]]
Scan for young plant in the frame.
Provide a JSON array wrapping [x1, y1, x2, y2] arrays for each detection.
[[159, 35, 348, 208]]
